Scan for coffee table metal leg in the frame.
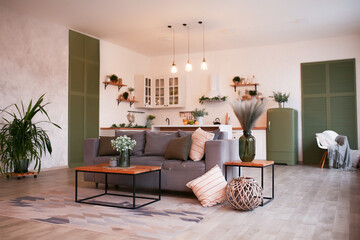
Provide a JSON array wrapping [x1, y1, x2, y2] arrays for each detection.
[[132, 175, 136, 209], [75, 170, 78, 202], [272, 164, 275, 199], [225, 165, 227, 181], [158, 170, 161, 200], [239, 166, 242, 177], [105, 173, 108, 194], [261, 167, 264, 206]]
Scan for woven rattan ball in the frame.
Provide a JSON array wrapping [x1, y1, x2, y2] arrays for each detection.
[[225, 177, 263, 211]]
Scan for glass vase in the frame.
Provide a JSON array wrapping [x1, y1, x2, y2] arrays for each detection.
[[239, 131, 256, 162], [118, 150, 130, 168]]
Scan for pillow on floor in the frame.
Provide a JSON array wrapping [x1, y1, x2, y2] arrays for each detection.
[[165, 135, 192, 161], [189, 128, 214, 161], [186, 165, 227, 207], [98, 136, 119, 156]]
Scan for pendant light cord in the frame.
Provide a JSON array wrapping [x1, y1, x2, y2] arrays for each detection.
[[173, 28, 175, 63], [202, 23, 205, 59]]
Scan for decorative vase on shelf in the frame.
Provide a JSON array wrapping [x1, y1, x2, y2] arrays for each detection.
[[196, 117, 203, 125], [239, 131, 256, 162], [278, 102, 285, 108], [118, 150, 130, 168]]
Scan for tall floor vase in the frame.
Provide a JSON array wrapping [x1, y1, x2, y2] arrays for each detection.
[[239, 131, 256, 162]]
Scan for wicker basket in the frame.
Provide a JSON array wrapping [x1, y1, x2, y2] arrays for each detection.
[[225, 176, 263, 211]]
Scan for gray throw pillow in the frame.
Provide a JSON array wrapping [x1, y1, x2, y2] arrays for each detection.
[[115, 130, 146, 156], [165, 135, 192, 161], [144, 131, 178, 156], [98, 136, 119, 156]]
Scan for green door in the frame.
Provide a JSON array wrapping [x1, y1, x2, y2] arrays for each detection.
[[301, 59, 357, 164], [69, 30, 99, 167]]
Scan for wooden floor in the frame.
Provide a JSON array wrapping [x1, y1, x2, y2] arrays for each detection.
[[0, 165, 359, 240]]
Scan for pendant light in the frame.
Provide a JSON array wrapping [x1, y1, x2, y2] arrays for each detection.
[[183, 23, 192, 72], [199, 21, 208, 70], [168, 25, 178, 74]]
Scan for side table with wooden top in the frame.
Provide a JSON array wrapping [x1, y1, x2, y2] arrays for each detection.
[[225, 160, 274, 206]]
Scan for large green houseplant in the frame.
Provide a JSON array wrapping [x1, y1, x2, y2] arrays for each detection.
[[0, 94, 61, 175]]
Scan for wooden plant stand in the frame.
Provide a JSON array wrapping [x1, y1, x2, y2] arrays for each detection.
[[6, 172, 38, 180]]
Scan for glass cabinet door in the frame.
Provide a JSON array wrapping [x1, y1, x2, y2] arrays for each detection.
[[155, 78, 165, 106], [145, 77, 151, 106], [168, 77, 179, 106]]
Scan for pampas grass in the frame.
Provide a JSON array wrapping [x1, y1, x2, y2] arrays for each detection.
[[231, 98, 268, 132]]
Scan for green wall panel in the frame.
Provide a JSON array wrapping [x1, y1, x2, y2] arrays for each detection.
[[302, 64, 326, 94], [329, 60, 356, 93], [69, 30, 99, 168]]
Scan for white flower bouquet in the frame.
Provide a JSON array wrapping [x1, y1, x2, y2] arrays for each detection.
[[111, 136, 136, 152]]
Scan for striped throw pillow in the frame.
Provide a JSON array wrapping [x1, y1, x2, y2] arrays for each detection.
[[186, 165, 227, 207], [189, 128, 214, 161]]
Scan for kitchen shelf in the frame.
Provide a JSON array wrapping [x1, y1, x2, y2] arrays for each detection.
[[103, 81, 127, 91], [116, 98, 138, 107], [230, 83, 259, 92]]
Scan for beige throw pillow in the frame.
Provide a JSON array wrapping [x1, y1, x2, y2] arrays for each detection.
[[189, 128, 214, 161], [186, 165, 227, 207]]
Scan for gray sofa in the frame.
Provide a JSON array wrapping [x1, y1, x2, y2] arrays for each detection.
[[83, 130, 239, 192]]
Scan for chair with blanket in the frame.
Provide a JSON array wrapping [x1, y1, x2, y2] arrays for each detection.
[[315, 130, 338, 168]]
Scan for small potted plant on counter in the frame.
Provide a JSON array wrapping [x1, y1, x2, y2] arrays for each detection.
[[191, 108, 209, 125], [146, 115, 156, 128], [272, 91, 290, 108]]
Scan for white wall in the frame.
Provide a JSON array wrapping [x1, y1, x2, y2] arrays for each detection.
[[147, 35, 360, 160], [0, 7, 68, 169], [99, 41, 150, 128]]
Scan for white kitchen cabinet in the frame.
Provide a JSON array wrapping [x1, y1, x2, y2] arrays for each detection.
[[232, 129, 267, 160], [134, 75, 186, 109]]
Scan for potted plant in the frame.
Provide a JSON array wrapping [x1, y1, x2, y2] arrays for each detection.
[[233, 76, 241, 85], [145, 115, 156, 128], [122, 92, 129, 100], [128, 87, 135, 100], [191, 108, 209, 125], [231, 98, 267, 162], [272, 91, 290, 108], [111, 136, 136, 168], [109, 74, 118, 83], [0, 94, 61, 175], [249, 90, 257, 97]]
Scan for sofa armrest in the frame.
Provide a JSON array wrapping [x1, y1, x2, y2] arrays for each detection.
[[205, 139, 239, 174], [84, 138, 99, 166]]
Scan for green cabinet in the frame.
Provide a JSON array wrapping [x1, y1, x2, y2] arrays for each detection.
[[266, 108, 298, 165]]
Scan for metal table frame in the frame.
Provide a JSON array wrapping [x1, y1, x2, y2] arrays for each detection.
[[225, 163, 274, 206], [75, 169, 161, 209]]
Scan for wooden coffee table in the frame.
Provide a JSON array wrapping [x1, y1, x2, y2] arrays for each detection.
[[75, 164, 161, 209], [224, 160, 274, 206]]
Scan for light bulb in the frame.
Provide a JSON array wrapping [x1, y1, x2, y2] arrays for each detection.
[[185, 60, 192, 72], [201, 58, 208, 70], [171, 62, 178, 73]]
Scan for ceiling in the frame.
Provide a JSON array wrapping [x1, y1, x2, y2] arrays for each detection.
[[1, 0, 360, 56]]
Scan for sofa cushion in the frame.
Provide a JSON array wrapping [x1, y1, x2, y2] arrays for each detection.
[[144, 131, 178, 156], [178, 129, 221, 140], [186, 165, 227, 207], [130, 156, 165, 167], [165, 135, 192, 161], [162, 160, 205, 172], [98, 136, 119, 156], [189, 128, 215, 161], [115, 130, 146, 156]]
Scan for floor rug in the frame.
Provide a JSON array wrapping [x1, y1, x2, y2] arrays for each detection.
[[0, 188, 219, 239]]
